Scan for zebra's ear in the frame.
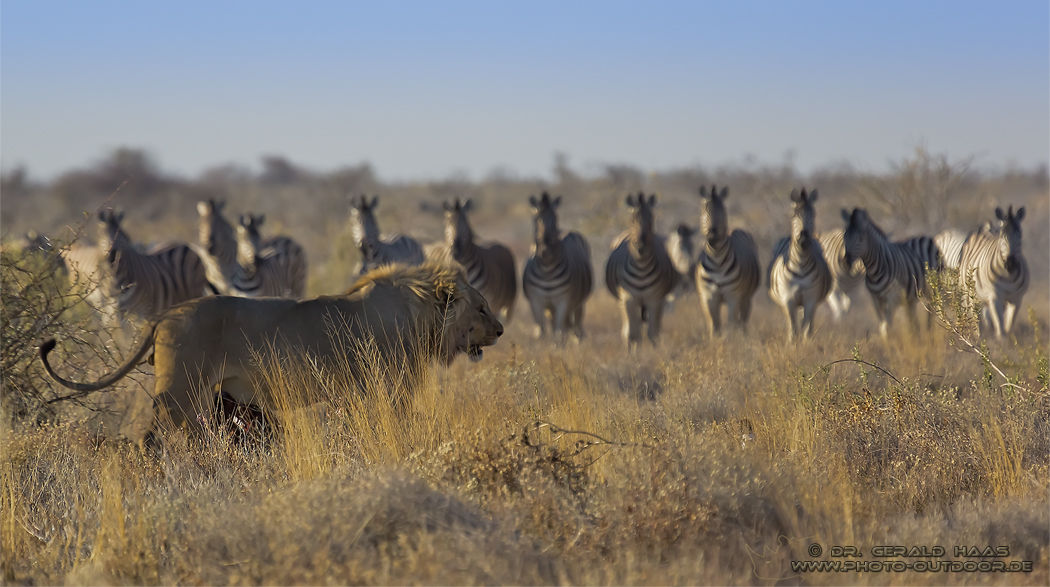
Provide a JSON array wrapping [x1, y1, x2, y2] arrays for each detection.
[[528, 195, 539, 209], [461, 199, 474, 212], [254, 214, 265, 227], [808, 189, 818, 203], [552, 195, 562, 207], [238, 214, 250, 227], [98, 209, 107, 222], [995, 207, 1005, 221], [790, 188, 801, 203], [647, 194, 656, 207], [718, 186, 728, 200], [114, 209, 125, 224], [841, 208, 851, 223], [1016, 207, 1025, 222], [213, 199, 225, 212], [625, 194, 637, 208], [369, 195, 379, 209], [698, 185, 708, 199]]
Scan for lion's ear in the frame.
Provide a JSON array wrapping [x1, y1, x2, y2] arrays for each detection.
[[436, 280, 458, 306]]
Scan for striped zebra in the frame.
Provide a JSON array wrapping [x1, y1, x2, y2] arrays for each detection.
[[840, 208, 940, 337], [817, 229, 866, 320], [605, 193, 679, 347], [767, 188, 832, 341], [665, 223, 698, 299], [522, 192, 594, 340], [350, 194, 425, 275], [958, 206, 1029, 338], [197, 200, 307, 297], [694, 185, 760, 336], [430, 198, 517, 321], [96, 209, 214, 323], [234, 214, 308, 298], [196, 198, 239, 294], [934, 222, 995, 270]]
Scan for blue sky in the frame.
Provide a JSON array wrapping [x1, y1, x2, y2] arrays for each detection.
[[2, 1, 1047, 181]]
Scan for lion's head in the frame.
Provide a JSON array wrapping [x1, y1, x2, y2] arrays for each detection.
[[349, 262, 504, 365]]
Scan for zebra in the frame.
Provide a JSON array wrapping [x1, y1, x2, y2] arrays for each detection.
[[349, 194, 426, 275], [767, 188, 832, 341], [934, 221, 995, 270], [957, 206, 1029, 338], [196, 198, 239, 294], [605, 193, 679, 347], [197, 200, 307, 297], [840, 207, 940, 337], [816, 229, 865, 320], [665, 223, 699, 300], [694, 185, 760, 336], [96, 208, 214, 324], [522, 192, 594, 340], [431, 198, 517, 321], [234, 214, 309, 298]]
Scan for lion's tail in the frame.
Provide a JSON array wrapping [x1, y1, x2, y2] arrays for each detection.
[[39, 323, 157, 393]]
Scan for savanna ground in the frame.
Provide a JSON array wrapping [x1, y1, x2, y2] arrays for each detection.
[[1, 148, 1048, 585]]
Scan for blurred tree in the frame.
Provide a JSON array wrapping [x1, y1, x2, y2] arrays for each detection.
[[259, 155, 305, 185]]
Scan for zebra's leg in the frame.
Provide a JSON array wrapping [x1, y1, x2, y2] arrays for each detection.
[[551, 300, 572, 343], [736, 295, 754, 334], [781, 304, 797, 342], [801, 299, 819, 340], [904, 296, 921, 335], [571, 303, 586, 341], [1002, 301, 1019, 335], [989, 298, 1007, 339], [645, 299, 665, 344], [825, 288, 844, 321], [703, 293, 723, 337], [620, 295, 643, 348], [871, 292, 892, 339], [528, 297, 549, 339]]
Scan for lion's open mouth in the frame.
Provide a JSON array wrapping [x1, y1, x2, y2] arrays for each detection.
[[467, 344, 483, 362]]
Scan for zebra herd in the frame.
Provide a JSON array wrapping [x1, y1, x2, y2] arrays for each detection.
[[21, 186, 1030, 346]]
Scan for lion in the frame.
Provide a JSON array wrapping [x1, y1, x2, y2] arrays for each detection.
[[40, 262, 504, 438]]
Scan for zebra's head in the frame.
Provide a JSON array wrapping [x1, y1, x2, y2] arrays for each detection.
[[235, 214, 266, 266], [443, 198, 475, 256], [698, 185, 729, 245], [197, 198, 234, 259], [796, 228, 815, 254], [841, 207, 879, 266], [625, 192, 657, 255], [995, 205, 1025, 270], [789, 187, 818, 240], [350, 194, 382, 250], [97, 208, 130, 258], [529, 192, 562, 260]]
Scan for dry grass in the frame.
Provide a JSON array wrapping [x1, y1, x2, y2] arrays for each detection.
[[1, 150, 1048, 584]]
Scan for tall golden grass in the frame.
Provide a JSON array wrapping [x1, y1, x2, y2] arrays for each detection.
[[2, 284, 1047, 584], [2, 149, 1047, 584]]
